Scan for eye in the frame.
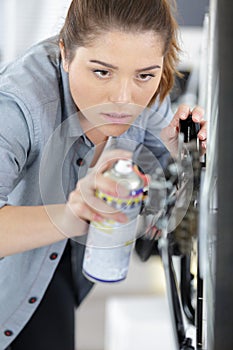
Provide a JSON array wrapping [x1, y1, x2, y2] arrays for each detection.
[[136, 73, 155, 82], [92, 69, 111, 79]]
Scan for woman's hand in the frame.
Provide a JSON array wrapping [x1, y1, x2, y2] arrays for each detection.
[[160, 104, 207, 157], [66, 149, 132, 229]]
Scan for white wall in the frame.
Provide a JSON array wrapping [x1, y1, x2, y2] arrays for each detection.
[[0, 0, 71, 63]]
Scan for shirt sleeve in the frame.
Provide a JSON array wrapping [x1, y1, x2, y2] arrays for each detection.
[[0, 94, 32, 208]]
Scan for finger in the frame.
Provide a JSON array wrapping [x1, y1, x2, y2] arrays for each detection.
[[70, 193, 128, 223], [133, 169, 151, 187], [67, 200, 102, 222], [197, 120, 207, 141], [68, 184, 128, 223], [88, 195, 129, 222], [200, 140, 207, 154], [79, 171, 130, 198], [191, 106, 205, 123], [189, 106, 206, 141], [73, 175, 130, 219], [170, 104, 191, 128]]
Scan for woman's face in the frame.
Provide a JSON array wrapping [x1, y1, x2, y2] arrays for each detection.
[[61, 30, 164, 140]]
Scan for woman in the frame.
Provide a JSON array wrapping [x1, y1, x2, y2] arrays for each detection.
[[0, 0, 206, 349]]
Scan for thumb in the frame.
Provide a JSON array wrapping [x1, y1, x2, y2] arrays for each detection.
[[161, 125, 178, 141]]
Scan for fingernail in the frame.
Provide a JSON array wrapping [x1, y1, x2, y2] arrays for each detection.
[[179, 112, 186, 119], [192, 115, 201, 122]]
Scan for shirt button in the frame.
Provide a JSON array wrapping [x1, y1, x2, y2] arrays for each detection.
[[4, 330, 13, 337], [28, 297, 37, 304], [76, 158, 85, 166], [49, 252, 58, 260]]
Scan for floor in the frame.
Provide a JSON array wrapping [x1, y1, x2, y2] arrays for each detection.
[[75, 251, 175, 350]]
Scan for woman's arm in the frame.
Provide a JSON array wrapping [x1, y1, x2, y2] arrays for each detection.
[[0, 204, 87, 257], [0, 149, 132, 257]]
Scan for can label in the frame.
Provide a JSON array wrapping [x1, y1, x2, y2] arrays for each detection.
[[82, 160, 144, 283]]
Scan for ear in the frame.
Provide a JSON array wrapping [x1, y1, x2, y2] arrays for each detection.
[[59, 40, 69, 72]]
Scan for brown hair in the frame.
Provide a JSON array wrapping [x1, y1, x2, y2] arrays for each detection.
[[59, 0, 180, 103]]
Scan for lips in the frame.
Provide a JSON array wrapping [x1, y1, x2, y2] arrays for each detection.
[[101, 112, 133, 123]]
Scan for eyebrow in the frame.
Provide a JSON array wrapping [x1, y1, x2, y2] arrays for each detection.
[[89, 59, 161, 71], [89, 60, 117, 69], [136, 65, 161, 72]]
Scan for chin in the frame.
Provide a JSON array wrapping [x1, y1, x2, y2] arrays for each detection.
[[100, 123, 131, 137]]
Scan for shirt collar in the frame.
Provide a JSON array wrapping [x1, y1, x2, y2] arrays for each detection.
[[60, 62, 87, 139]]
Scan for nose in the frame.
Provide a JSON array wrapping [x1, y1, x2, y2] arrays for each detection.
[[108, 79, 132, 104]]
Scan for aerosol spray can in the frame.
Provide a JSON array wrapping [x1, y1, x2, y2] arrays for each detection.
[[82, 159, 145, 283]]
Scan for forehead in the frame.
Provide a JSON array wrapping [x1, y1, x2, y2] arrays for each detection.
[[74, 30, 164, 62]]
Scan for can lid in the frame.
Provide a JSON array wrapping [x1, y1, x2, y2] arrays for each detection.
[[114, 159, 132, 175]]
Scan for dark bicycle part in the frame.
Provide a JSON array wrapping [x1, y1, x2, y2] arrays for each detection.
[[136, 112, 203, 348], [180, 114, 202, 191], [180, 337, 195, 350], [179, 114, 200, 143], [173, 116, 201, 256], [196, 249, 204, 349], [161, 114, 202, 348], [159, 245, 185, 347], [159, 238, 195, 350], [180, 255, 195, 325], [168, 253, 186, 346], [135, 157, 179, 262], [135, 234, 160, 261]]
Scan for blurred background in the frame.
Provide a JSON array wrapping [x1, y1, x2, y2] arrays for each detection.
[[0, 1, 210, 349]]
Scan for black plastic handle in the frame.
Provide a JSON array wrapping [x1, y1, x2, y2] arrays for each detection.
[[179, 114, 200, 143]]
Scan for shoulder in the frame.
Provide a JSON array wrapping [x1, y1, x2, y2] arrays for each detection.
[[147, 96, 173, 127], [130, 95, 173, 136], [0, 37, 66, 153], [0, 37, 62, 109]]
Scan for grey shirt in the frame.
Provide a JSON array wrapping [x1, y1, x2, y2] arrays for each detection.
[[0, 37, 172, 348]]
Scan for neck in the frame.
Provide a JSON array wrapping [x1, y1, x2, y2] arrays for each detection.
[[86, 128, 108, 145], [79, 112, 108, 145]]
